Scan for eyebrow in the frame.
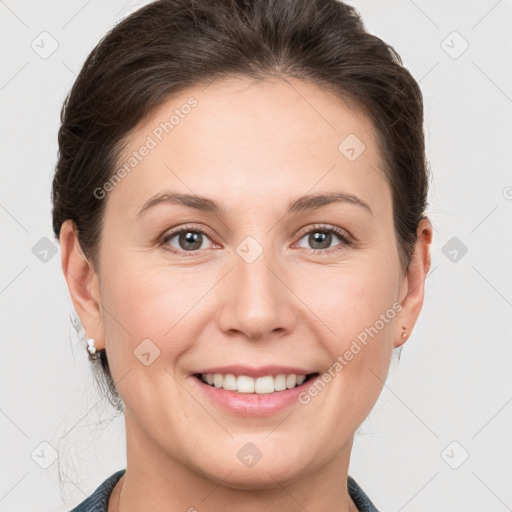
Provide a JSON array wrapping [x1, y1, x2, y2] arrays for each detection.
[[137, 190, 373, 218]]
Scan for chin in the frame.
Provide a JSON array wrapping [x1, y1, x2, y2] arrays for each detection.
[[192, 448, 316, 490], [207, 464, 307, 491]]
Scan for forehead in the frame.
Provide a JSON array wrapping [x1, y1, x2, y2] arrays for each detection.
[[105, 76, 390, 220]]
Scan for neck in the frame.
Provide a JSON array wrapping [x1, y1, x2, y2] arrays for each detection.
[[113, 412, 359, 512]]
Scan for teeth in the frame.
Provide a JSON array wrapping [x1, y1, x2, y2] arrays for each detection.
[[213, 374, 223, 388], [286, 374, 297, 389], [254, 375, 274, 394], [274, 374, 287, 391], [200, 373, 310, 393], [222, 374, 237, 391]]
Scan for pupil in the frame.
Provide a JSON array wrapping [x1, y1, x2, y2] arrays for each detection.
[[180, 231, 202, 250]]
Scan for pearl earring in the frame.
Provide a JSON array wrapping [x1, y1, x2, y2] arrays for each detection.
[[401, 326, 408, 340], [87, 338, 99, 360]]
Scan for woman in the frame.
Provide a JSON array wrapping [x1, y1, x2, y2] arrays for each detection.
[[53, 0, 433, 510]]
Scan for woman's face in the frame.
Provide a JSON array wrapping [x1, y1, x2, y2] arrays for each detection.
[[73, 77, 429, 487]]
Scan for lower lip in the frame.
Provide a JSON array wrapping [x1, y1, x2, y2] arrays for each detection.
[[191, 375, 318, 416]]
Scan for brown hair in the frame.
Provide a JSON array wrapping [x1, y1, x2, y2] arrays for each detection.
[[52, 0, 430, 410]]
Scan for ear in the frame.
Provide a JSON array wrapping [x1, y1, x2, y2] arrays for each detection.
[[59, 219, 105, 351], [394, 217, 433, 348]]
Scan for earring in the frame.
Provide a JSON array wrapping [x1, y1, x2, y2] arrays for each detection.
[[401, 326, 408, 340], [87, 338, 99, 360]]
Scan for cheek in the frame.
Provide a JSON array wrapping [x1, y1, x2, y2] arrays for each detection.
[[99, 254, 214, 365], [293, 258, 398, 418], [300, 258, 398, 347]]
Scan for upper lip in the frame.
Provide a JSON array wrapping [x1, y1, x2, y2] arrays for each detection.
[[193, 365, 316, 378]]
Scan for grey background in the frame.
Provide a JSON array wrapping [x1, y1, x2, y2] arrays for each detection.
[[1, 0, 511, 510]]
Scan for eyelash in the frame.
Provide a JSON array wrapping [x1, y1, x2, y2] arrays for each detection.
[[160, 223, 353, 257]]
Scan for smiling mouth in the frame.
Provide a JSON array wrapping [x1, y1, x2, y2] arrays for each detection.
[[193, 372, 319, 394]]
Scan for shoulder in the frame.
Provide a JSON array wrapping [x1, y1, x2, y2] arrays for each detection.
[[68, 469, 126, 512], [348, 474, 381, 512]]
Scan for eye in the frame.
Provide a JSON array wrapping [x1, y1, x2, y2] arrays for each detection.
[[295, 224, 352, 253], [160, 223, 353, 256], [161, 225, 216, 255]]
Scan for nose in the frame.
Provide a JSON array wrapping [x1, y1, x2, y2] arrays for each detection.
[[215, 245, 298, 341]]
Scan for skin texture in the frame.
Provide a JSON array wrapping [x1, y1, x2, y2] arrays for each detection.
[[60, 77, 432, 512]]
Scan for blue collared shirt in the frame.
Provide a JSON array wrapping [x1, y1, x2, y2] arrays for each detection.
[[69, 469, 380, 511]]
